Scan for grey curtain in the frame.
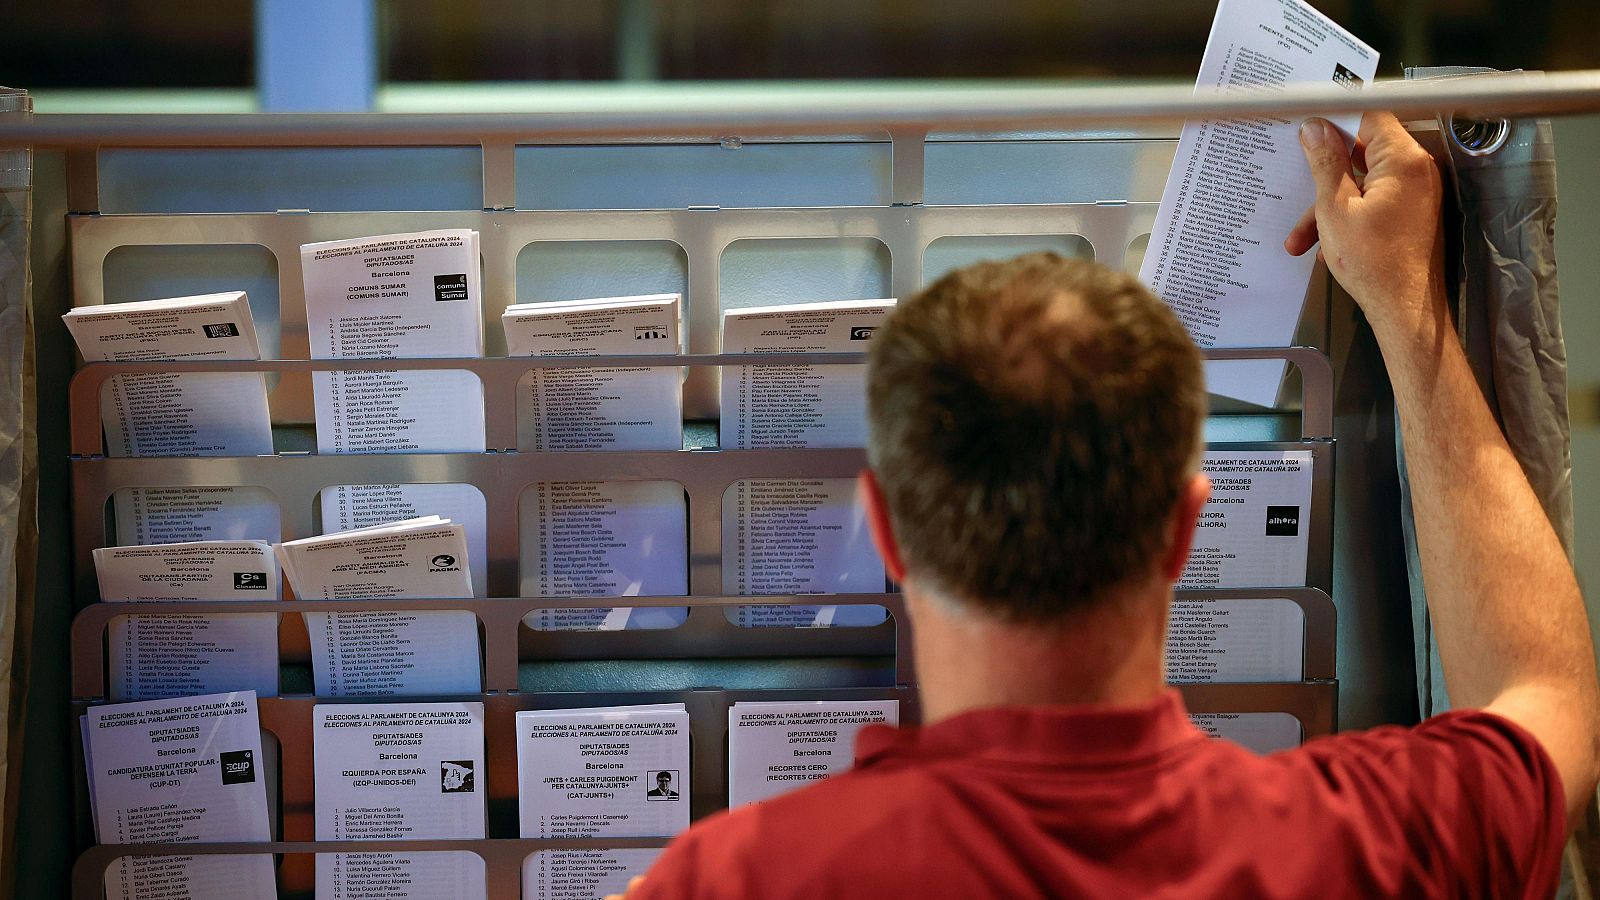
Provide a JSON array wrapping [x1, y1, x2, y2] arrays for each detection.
[[1401, 67, 1590, 899], [0, 86, 36, 900]]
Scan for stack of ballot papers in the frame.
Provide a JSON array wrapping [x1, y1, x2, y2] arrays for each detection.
[[321, 482, 489, 598], [313, 702, 487, 900], [63, 291, 273, 458], [501, 293, 683, 452], [727, 699, 898, 808], [1180, 450, 1314, 588], [720, 299, 894, 628], [516, 704, 688, 899], [82, 691, 274, 900], [721, 478, 887, 628], [720, 298, 894, 450], [518, 480, 688, 632], [502, 294, 690, 632], [276, 517, 481, 697], [301, 229, 487, 454], [1139, 0, 1378, 406], [93, 540, 281, 701]]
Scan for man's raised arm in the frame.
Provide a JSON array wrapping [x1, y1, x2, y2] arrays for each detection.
[[1288, 111, 1600, 822]]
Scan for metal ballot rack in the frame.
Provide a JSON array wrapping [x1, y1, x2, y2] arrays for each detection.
[[6, 73, 1596, 898]]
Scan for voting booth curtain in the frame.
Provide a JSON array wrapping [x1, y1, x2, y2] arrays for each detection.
[[1399, 67, 1593, 899], [0, 86, 36, 900]]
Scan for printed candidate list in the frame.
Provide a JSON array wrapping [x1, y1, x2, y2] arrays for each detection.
[[728, 700, 898, 808], [94, 540, 281, 700], [1182, 450, 1314, 588], [314, 702, 487, 900], [516, 704, 691, 840], [278, 517, 481, 697], [85, 691, 273, 900], [519, 481, 688, 632], [1139, 0, 1378, 406], [502, 293, 683, 452], [302, 230, 486, 455]]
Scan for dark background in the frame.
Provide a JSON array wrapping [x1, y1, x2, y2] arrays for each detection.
[[2, 0, 1594, 89]]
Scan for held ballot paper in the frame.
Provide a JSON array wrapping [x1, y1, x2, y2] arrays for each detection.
[[301, 230, 486, 454], [501, 293, 683, 451], [314, 702, 487, 900], [720, 299, 894, 450], [86, 691, 273, 900], [93, 541, 281, 700], [728, 699, 898, 808], [519, 481, 688, 632], [63, 291, 273, 458], [515, 704, 691, 840], [1182, 450, 1315, 588], [1139, 0, 1377, 406], [277, 517, 481, 697]]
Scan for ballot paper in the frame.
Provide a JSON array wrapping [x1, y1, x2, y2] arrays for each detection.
[[1182, 450, 1315, 587], [723, 478, 888, 628], [523, 849, 664, 900], [728, 699, 899, 808], [1165, 597, 1304, 682], [313, 702, 486, 900], [1191, 712, 1304, 753], [519, 481, 688, 631], [321, 483, 489, 598], [1139, 0, 1378, 406], [516, 704, 691, 840], [94, 541, 280, 700], [113, 485, 282, 546], [302, 230, 486, 454], [278, 517, 481, 697], [63, 291, 274, 457], [85, 691, 273, 900], [502, 294, 683, 451], [719, 299, 895, 449]]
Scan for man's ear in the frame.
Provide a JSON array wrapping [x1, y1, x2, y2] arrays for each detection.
[[858, 469, 908, 584], [1159, 473, 1210, 584]]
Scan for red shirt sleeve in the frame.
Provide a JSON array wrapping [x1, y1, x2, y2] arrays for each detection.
[[1288, 709, 1567, 898]]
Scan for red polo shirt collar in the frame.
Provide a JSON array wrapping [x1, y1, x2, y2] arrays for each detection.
[[855, 689, 1203, 769]]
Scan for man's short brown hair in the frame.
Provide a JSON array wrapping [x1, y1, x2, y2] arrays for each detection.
[[866, 253, 1206, 622]]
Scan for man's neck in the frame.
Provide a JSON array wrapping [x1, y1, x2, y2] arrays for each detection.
[[906, 580, 1171, 725]]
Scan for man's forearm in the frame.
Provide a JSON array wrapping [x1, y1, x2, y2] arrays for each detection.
[[1375, 294, 1595, 715]]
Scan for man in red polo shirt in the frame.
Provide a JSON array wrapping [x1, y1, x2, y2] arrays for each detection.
[[623, 111, 1599, 898]]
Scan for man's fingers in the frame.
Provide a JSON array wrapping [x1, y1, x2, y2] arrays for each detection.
[[1299, 118, 1361, 219], [1356, 109, 1409, 149], [1284, 205, 1319, 256]]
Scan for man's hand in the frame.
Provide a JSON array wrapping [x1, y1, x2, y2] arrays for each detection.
[[603, 875, 645, 900], [1284, 111, 1449, 347], [1288, 108, 1600, 826]]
